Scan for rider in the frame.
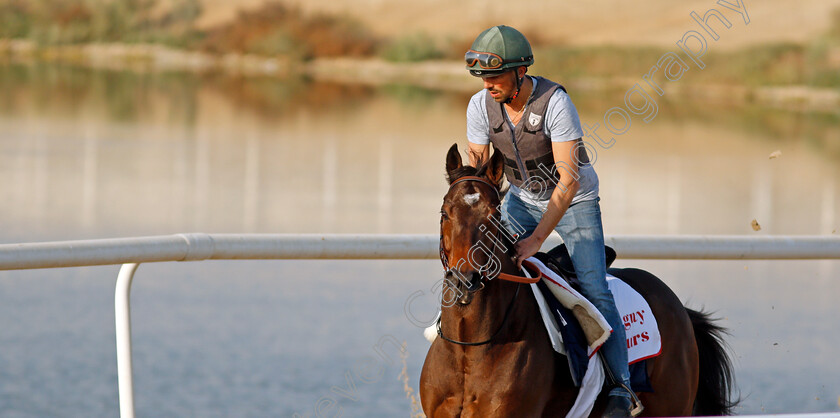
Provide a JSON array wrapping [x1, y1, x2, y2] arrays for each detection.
[[464, 25, 642, 417]]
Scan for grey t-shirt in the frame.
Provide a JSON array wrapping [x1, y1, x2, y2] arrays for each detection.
[[466, 77, 599, 208]]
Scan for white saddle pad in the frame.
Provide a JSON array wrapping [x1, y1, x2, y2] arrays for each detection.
[[607, 274, 662, 363]]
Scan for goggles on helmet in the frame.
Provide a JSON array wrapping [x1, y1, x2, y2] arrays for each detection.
[[465, 50, 507, 69]]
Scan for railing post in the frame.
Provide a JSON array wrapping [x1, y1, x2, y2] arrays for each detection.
[[115, 263, 139, 418]]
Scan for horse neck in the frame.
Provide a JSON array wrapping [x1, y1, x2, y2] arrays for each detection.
[[440, 251, 540, 345]]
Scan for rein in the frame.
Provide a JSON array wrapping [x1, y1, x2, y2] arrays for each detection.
[[498, 260, 542, 284], [436, 283, 521, 346], [436, 175, 542, 346]]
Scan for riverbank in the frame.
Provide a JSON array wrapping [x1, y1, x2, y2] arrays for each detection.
[[0, 39, 296, 77], [2, 39, 839, 113]]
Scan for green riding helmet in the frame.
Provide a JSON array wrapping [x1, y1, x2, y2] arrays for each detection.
[[465, 25, 534, 77]]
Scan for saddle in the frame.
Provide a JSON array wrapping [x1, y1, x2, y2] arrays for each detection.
[[528, 247, 657, 396], [532, 244, 617, 285]]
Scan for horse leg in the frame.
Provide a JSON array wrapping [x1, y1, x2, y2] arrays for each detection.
[[420, 341, 465, 417], [640, 332, 698, 416]]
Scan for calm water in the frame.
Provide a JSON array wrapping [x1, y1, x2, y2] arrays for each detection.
[[0, 63, 838, 416]]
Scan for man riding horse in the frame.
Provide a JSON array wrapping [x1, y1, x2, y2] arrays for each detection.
[[464, 25, 641, 417]]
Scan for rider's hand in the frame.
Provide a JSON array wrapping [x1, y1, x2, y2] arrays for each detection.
[[514, 235, 542, 269]]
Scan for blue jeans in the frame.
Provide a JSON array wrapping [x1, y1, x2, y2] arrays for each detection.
[[501, 192, 632, 396]]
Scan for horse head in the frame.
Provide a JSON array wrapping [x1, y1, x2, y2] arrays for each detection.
[[440, 143, 513, 305]]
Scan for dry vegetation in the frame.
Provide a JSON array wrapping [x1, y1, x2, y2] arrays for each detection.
[[198, 3, 377, 59], [0, 0, 202, 46], [1, 1, 839, 89]]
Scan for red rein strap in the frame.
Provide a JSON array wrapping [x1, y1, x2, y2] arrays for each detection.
[[496, 259, 541, 284]]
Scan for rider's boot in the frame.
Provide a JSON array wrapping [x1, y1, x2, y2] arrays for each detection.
[[602, 384, 644, 417]]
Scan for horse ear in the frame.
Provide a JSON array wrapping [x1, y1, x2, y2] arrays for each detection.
[[445, 143, 462, 183], [485, 148, 505, 188]]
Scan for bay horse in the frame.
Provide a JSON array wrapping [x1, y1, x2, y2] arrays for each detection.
[[419, 144, 736, 417]]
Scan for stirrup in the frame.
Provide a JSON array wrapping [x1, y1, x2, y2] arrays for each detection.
[[629, 396, 644, 417], [613, 383, 644, 417], [599, 351, 644, 417], [603, 395, 640, 418]]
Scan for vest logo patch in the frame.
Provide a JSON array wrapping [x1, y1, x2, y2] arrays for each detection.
[[528, 112, 542, 128]]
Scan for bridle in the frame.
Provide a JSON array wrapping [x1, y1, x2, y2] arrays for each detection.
[[439, 175, 541, 285], [437, 175, 541, 346], [438, 176, 503, 280]]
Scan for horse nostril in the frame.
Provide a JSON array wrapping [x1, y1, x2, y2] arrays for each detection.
[[471, 272, 481, 282]]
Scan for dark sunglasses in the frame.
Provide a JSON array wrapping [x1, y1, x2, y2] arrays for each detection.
[[464, 50, 506, 69]]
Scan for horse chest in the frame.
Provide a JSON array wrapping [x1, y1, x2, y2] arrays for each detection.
[[457, 346, 554, 412]]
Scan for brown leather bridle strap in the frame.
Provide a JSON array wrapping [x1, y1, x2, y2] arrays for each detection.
[[448, 176, 501, 201], [496, 259, 542, 284]]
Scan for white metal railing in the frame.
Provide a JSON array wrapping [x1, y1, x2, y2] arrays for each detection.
[[1, 233, 839, 418], [2, 233, 840, 270]]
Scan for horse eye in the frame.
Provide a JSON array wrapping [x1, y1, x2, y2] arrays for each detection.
[[440, 210, 449, 220]]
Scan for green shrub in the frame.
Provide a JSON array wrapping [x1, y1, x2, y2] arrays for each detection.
[[380, 33, 444, 62], [246, 28, 304, 57], [0, 2, 32, 38]]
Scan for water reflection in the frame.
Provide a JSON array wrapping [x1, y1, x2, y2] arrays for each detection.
[[0, 63, 838, 415], [2, 63, 839, 241]]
